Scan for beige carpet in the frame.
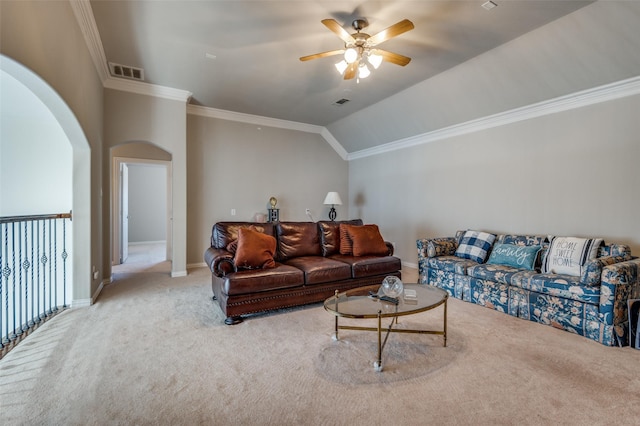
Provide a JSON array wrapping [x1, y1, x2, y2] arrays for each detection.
[[1, 265, 639, 425]]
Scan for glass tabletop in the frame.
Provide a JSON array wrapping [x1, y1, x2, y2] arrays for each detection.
[[324, 283, 448, 319]]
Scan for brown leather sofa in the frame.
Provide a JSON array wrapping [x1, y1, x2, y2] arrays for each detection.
[[204, 220, 402, 324]]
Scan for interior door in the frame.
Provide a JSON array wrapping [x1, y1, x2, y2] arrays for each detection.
[[121, 162, 129, 263]]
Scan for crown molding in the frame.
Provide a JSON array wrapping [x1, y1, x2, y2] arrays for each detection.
[[320, 127, 348, 160], [187, 104, 323, 133], [347, 75, 640, 161], [104, 77, 192, 102], [187, 105, 348, 160], [69, 0, 109, 83]]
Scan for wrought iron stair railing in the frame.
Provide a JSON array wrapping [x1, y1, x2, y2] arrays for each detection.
[[0, 212, 72, 359]]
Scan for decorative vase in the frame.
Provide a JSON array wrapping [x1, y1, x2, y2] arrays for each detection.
[[381, 276, 404, 298]]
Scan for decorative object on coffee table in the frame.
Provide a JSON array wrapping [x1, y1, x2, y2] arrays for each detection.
[[323, 191, 342, 221], [268, 196, 279, 222], [381, 275, 404, 298]]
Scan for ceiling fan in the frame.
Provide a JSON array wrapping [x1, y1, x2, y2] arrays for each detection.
[[300, 18, 414, 80]]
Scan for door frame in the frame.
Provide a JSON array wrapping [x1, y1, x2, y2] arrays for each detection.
[[112, 156, 173, 266]]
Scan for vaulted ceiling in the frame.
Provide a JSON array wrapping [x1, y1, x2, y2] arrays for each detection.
[[90, 1, 594, 150]]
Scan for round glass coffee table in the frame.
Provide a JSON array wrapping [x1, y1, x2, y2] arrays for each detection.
[[324, 283, 448, 372]]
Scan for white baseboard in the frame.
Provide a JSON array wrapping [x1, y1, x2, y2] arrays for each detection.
[[187, 262, 207, 269], [402, 261, 418, 270], [171, 270, 188, 278], [128, 240, 166, 246], [73, 277, 110, 307]]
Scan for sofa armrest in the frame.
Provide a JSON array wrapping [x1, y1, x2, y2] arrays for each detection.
[[581, 254, 633, 285], [599, 258, 640, 343], [204, 247, 236, 277], [385, 241, 394, 256], [417, 237, 458, 260]]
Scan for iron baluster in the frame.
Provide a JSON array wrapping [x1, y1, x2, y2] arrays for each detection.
[[62, 219, 68, 308], [53, 220, 58, 313], [30, 221, 35, 326]]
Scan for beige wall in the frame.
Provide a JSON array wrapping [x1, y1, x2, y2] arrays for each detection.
[[349, 93, 640, 266], [1, 0, 103, 302], [187, 114, 349, 264], [103, 89, 188, 277]]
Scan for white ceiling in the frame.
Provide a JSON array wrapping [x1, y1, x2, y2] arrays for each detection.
[[90, 0, 592, 132]]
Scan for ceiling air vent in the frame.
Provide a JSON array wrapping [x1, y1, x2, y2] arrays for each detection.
[[108, 62, 145, 81], [482, 1, 497, 11], [333, 98, 350, 106]]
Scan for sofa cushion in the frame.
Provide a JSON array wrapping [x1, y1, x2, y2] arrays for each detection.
[[331, 255, 402, 278], [234, 227, 277, 269], [284, 257, 352, 285], [318, 220, 362, 256], [427, 255, 479, 275], [455, 230, 496, 264], [510, 271, 601, 305], [486, 244, 541, 270], [344, 224, 389, 256], [542, 236, 603, 276], [467, 263, 526, 286], [222, 264, 304, 296], [276, 222, 321, 261]]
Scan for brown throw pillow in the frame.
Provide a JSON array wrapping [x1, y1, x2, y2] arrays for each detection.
[[226, 240, 238, 254], [339, 224, 354, 255], [344, 224, 388, 257], [234, 227, 276, 269]]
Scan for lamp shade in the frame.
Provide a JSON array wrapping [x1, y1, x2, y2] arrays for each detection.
[[323, 192, 343, 206]]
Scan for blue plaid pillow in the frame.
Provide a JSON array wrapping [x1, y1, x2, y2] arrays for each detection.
[[455, 230, 496, 263]]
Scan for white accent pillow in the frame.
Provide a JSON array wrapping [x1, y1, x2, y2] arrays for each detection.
[[542, 237, 603, 276]]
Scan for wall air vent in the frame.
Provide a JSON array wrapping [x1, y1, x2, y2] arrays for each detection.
[[333, 98, 350, 106], [108, 62, 145, 81]]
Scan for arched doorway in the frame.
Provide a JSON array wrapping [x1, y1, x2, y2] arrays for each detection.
[[0, 55, 91, 306], [110, 142, 173, 275]]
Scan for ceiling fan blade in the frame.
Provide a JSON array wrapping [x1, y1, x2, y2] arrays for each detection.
[[373, 49, 412, 66], [321, 19, 355, 44], [366, 19, 414, 46], [343, 61, 358, 80], [299, 49, 345, 62]]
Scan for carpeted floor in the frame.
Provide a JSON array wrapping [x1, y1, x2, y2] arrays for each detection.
[[1, 264, 638, 425]]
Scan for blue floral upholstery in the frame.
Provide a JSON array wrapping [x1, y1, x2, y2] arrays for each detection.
[[417, 232, 640, 346]]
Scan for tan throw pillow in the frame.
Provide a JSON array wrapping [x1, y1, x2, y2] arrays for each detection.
[[234, 227, 277, 269], [343, 224, 389, 257]]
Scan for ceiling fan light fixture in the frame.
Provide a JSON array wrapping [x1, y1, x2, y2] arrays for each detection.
[[368, 53, 383, 69], [344, 47, 358, 64], [335, 60, 348, 74], [358, 63, 371, 79]]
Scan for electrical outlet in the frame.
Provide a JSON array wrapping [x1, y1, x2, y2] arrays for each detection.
[[231, 209, 236, 216], [305, 208, 311, 215]]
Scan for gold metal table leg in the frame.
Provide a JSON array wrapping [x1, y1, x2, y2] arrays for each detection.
[[443, 298, 448, 347]]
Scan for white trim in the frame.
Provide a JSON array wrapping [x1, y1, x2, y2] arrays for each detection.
[[73, 277, 104, 307], [171, 270, 188, 278], [187, 104, 349, 160], [69, 0, 109, 83], [72, 299, 92, 308], [402, 261, 418, 270], [347, 75, 640, 161], [128, 240, 167, 246], [187, 104, 323, 134], [104, 77, 192, 102], [187, 262, 207, 269], [320, 127, 348, 160]]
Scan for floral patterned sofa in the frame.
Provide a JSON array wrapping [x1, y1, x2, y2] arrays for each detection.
[[417, 231, 640, 346]]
